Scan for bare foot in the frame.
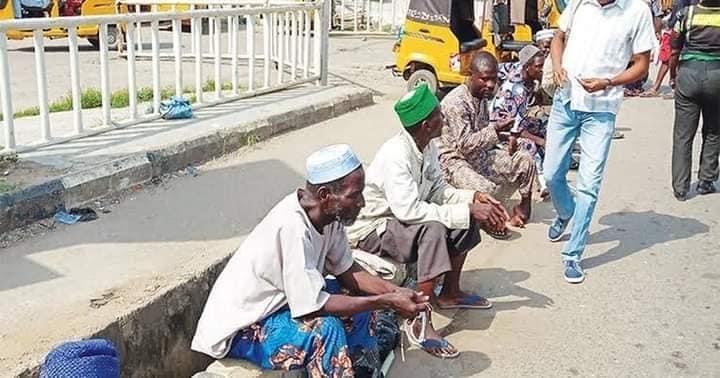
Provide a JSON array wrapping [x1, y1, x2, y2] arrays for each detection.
[[510, 201, 531, 227], [540, 189, 550, 201]]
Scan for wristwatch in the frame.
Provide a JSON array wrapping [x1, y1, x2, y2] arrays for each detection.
[[605, 78, 613, 88]]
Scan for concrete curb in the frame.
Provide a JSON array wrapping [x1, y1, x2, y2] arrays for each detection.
[[0, 87, 374, 235]]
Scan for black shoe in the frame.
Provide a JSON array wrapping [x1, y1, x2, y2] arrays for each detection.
[[674, 191, 687, 202], [697, 181, 716, 195]]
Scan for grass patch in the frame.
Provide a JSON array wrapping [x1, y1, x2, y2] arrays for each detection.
[[137, 87, 154, 102], [6, 79, 239, 120], [14, 107, 40, 118], [81, 88, 103, 109], [49, 96, 73, 113], [111, 89, 130, 108], [243, 133, 260, 147]]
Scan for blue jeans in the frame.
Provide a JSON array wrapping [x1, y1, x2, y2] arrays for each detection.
[[543, 100, 616, 262]]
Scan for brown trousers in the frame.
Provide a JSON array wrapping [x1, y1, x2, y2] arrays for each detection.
[[357, 219, 481, 282]]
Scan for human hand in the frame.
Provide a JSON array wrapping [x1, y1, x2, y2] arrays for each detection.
[[473, 192, 503, 208], [553, 67, 568, 87], [670, 77, 676, 90], [470, 202, 509, 230], [382, 291, 428, 319], [493, 118, 514, 132], [578, 77, 611, 93]]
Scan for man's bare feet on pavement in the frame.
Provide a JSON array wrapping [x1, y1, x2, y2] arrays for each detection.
[[510, 200, 531, 227]]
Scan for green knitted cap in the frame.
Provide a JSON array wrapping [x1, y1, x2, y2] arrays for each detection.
[[394, 83, 439, 128]]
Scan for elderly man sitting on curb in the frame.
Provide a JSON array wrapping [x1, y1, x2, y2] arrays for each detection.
[[438, 52, 537, 236], [347, 83, 509, 359], [191, 144, 428, 377]]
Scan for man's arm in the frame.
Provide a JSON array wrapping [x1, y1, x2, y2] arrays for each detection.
[[609, 51, 652, 86], [550, 31, 568, 86], [336, 262, 398, 295], [578, 51, 651, 93]]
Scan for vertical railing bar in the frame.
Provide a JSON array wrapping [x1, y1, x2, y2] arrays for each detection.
[[277, 12, 284, 84], [391, 0, 397, 31], [125, 22, 138, 120], [151, 19, 161, 114], [190, 4, 196, 55], [214, 16, 222, 98], [284, 11, 290, 63], [33, 30, 51, 140], [0, 33, 16, 151], [313, 7, 321, 76], [290, 11, 297, 80], [379, 0, 384, 32], [353, 0, 358, 32], [231, 15, 239, 94], [263, 12, 271, 88], [136, 5, 143, 55], [340, 0, 345, 31], [99, 24, 111, 127], [209, 6, 215, 55], [173, 18, 183, 97], [303, 9, 310, 78], [320, 0, 330, 85], [194, 16, 203, 104], [68, 27, 84, 132], [247, 14, 256, 92]]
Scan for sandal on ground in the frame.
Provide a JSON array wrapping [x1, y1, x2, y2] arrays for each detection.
[[437, 294, 493, 310], [401, 304, 460, 360], [484, 227, 511, 240], [639, 90, 659, 97]]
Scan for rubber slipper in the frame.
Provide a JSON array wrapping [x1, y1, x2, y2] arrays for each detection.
[[438, 294, 493, 310], [417, 338, 460, 359], [485, 227, 511, 240]]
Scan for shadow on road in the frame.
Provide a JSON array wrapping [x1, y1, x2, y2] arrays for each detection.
[[391, 349, 491, 377], [0, 158, 304, 292], [583, 210, 709, 270], [439, 268, 553, 336]]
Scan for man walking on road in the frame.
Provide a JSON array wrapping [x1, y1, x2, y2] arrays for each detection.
[[544, 0, 657, 283], [669, 0, 720, 200]]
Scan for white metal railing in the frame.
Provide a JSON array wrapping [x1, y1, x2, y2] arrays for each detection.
[[330, 0, 407, 34], [0, 1, 330, 153]]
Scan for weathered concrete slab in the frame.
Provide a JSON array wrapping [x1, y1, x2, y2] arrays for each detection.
[[0, 83, 373, 234]]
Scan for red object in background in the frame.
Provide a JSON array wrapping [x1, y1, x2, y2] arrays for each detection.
[[61, 0, 83, 16], [658, 30, 677, 63]]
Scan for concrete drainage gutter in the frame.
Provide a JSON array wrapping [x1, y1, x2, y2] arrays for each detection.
[[8, 85, 374, 377], [17, 255, 230, 378]]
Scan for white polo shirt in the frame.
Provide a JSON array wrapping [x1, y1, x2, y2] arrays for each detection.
[[557, 0, 658, 114], [191, 192, 354, 359]]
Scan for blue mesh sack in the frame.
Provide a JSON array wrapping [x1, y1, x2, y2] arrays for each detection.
[[159, 96, 193, 120], [41, 339, 120, 378]]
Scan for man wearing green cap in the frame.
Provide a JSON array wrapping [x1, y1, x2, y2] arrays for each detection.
[[346, 83, 509, 359], [438, 52, 537, 233]]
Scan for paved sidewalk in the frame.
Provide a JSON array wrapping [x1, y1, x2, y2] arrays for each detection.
[[2, 38, 720, 377]]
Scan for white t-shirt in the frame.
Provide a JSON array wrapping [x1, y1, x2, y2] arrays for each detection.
[[191, 192, 355, 358], [558, 0, 658, 114]]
